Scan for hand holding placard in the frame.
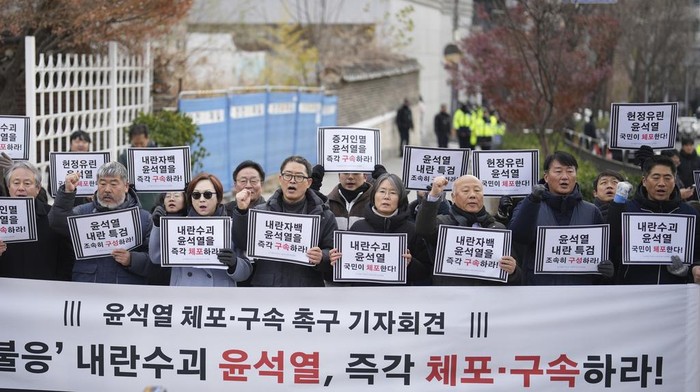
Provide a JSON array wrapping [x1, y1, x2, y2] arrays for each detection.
[[597, 260, 615, 278], [667, 255, 689, 277]]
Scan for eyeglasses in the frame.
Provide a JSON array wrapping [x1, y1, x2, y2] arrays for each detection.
[[236, 178, 261, 185], [191, 191, 215, 200], [281, 173, 309, 182], [164, 192, 183, 199]]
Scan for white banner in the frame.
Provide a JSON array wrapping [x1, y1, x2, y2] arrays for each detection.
[[434, 225, 511, 283], [622, 213, 695, 265], [0, 279, 697, 391], [127, 147, 191, 192], [49, 152, 110, 197], [535, 225, 609, 274], [401, 146, 469, 191], [317, 127, 381, 172], [247, 210, 320, 266], [160, 217, 231, 269], [333, 232, 407, 284], [0, 115, 30, 160], [0, 197, 36, 243], [472, 150, 539, 196], [67, 207, 143, 260], [609, 102, 677, 149]]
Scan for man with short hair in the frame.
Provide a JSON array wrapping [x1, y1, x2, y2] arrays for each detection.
[[592, 170, 624, 222], [232, 156, 338, 287], [509, 151, 611, 285], [225, 160, 266, 216], [609, 155, 700, 284], [434, 103, 451, 148], [396, 98, 413, 157], [0, 162, 74, 280], [49, 161, 153, 284], [69, 130, 91, 152], [416, 174, 521, 285]]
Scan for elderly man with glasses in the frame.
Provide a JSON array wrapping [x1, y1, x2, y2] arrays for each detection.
[[225, 160, 266, 217], [231, 155, 337, 287]]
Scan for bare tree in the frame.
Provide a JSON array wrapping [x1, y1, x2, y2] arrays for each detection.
[[612, 0, 692, 103]]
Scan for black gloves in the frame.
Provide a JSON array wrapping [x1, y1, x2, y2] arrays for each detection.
[[597, 260, 615, 279], [528, 184, 546, 203], [667, 255, 689, 277], [151, 206, 166, 228], [217, 249, 238, 273], [497, 196, 514, 220], [310, 164, 324, 192], [371, 164, 388, 180], [633, 145, 654, 169]]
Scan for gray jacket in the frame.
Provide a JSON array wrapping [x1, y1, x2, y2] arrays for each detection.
[[149, 206, 252, 287]]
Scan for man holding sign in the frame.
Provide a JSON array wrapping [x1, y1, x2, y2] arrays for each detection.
[[233, 156, 337, 287], [609, 154, 700, 284], [49, 162, 152, 284], [509, 151, 611, 285], [416, 174, 520, 285], [0, 162, 73, 280]]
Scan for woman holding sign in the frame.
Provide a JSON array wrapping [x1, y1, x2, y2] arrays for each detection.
[[149, 173, 252, 287], [329, 173, 431, 285]]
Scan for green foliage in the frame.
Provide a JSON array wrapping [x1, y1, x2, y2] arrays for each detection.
[[382, 5, 415, 50], [132, 111, 208, 172], [260, 23, 319, 86]]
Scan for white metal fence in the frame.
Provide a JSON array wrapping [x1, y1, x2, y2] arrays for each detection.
[[24, 36, 152, 188]]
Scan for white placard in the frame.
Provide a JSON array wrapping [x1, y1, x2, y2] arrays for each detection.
[[0, 197, 37, 243], [535, 225, 610, 274], [472, 149, 539, 196], [609, 102, 677, 149], [49, 152, 110, 197], [318, 127, 381, 172], [0, 115, 30, 160], [3, 279, 696, 391], [434, 225, 511, 283], [247, 210, 320, 266], [67, 207, 143, 260], [160, 217, 231, 269], [401, 146, 469, 191], [127, 146, 191, 192], [622, 213, 695, 265], [333, 231, 407, 283]]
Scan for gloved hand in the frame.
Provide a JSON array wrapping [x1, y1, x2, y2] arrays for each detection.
[[497, 196, 514, 220], [371, 164, 388, 180], [217, 248, 238, 273], [633, 145, 654, 169], [667, 255, 689, 277], [528, 184, 546, 203], [310, 164, 324, 192], [0, 152, 13, 170], [597, 260, 615, 279], [151, 206, 166, 227], [613, 181, 633, 203]]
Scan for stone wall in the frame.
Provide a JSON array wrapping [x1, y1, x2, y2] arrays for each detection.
[[328, 65, 422, 158]]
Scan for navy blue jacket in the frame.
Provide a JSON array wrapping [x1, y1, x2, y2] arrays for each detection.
[[509, 184, 605, 285]]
